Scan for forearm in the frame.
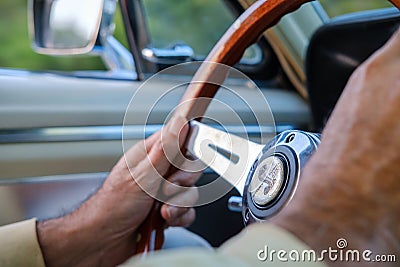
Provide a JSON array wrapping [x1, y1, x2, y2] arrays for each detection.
[[271, 158, 371, 251], [37, 192, 138, 267], [35, 116, 197, 267], [37, 201, 104, 266], [271, 147, 399, 266], [272, 30, 400, 265]]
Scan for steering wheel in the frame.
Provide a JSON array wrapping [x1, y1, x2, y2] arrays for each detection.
[[135, 0, 400, 254]]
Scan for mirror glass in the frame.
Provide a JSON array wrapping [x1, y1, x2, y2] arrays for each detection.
[[31, 0, 103, 54]]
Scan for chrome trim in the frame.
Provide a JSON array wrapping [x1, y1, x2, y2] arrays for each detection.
[[186, 121, 265, 196], [0, 124, 296, 144], [142, 44, 194, 65], [0, 168, 230, 186], [0, 168, 220, 184], [228, 196, 243, 212], [0, 172, 109, 185], [101, 36, 135, 72], [311, 1, 330, 22]]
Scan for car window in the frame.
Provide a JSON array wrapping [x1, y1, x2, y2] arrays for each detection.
[[0, 0, 126, 72], [319, 0, 393, 17], [142, 0, 261, 64]]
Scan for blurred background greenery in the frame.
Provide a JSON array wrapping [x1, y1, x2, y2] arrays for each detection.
[[319, 0, 391, 17], [0, 0, 392, 72], [143, 0, 233, 56]]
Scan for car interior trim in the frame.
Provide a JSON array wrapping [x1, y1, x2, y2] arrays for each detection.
[[0, 172, 109, 185], [0, 167, 225, 184], [0, 124, 297, 144]]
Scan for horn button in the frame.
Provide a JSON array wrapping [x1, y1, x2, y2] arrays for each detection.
[[249, 156, 286, 207]]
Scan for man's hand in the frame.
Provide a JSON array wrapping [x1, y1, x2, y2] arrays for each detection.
[[273, 28, 400, 266], [37, 116, 201, 267]]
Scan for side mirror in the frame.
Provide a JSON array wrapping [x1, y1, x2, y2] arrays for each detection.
[[29, 0, 104, 55]]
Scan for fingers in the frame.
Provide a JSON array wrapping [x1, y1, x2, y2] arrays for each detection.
[[160, 186, 199, 225], [120, 116, 189, 193], [161, 205, 196, 227], [162, 170, 202, 196], [161, 205, 188, 222], [165, 208, 196, 227], [164, 186, 199, 208], [122, 115, 188, 173]]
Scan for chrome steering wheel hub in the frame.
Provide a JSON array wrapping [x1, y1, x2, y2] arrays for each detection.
[[243, 130, 320, 225]]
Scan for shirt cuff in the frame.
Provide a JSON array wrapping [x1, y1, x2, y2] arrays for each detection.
[[0, 218, 46, 267], [219, 223, 327, 267]]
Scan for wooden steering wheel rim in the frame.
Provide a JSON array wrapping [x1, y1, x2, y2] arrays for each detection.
[[136, 0, 400, 254]]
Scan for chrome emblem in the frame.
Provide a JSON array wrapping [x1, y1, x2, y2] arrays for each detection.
[[249, 156, 285, 206]]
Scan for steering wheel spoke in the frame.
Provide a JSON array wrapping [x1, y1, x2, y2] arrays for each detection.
[[186, 120, 264, 196]]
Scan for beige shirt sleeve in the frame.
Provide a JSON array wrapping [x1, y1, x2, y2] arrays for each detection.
[[124, 223, 327, 267], [0, 219, 46, 267], [0, 219, 327, 267]]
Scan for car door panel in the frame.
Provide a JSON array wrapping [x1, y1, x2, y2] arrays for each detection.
[[0, 70, 310, 180]]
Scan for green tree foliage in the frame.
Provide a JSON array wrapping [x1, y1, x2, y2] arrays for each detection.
[[319, 0, 392, 17], [143, 0, 233, 56]]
